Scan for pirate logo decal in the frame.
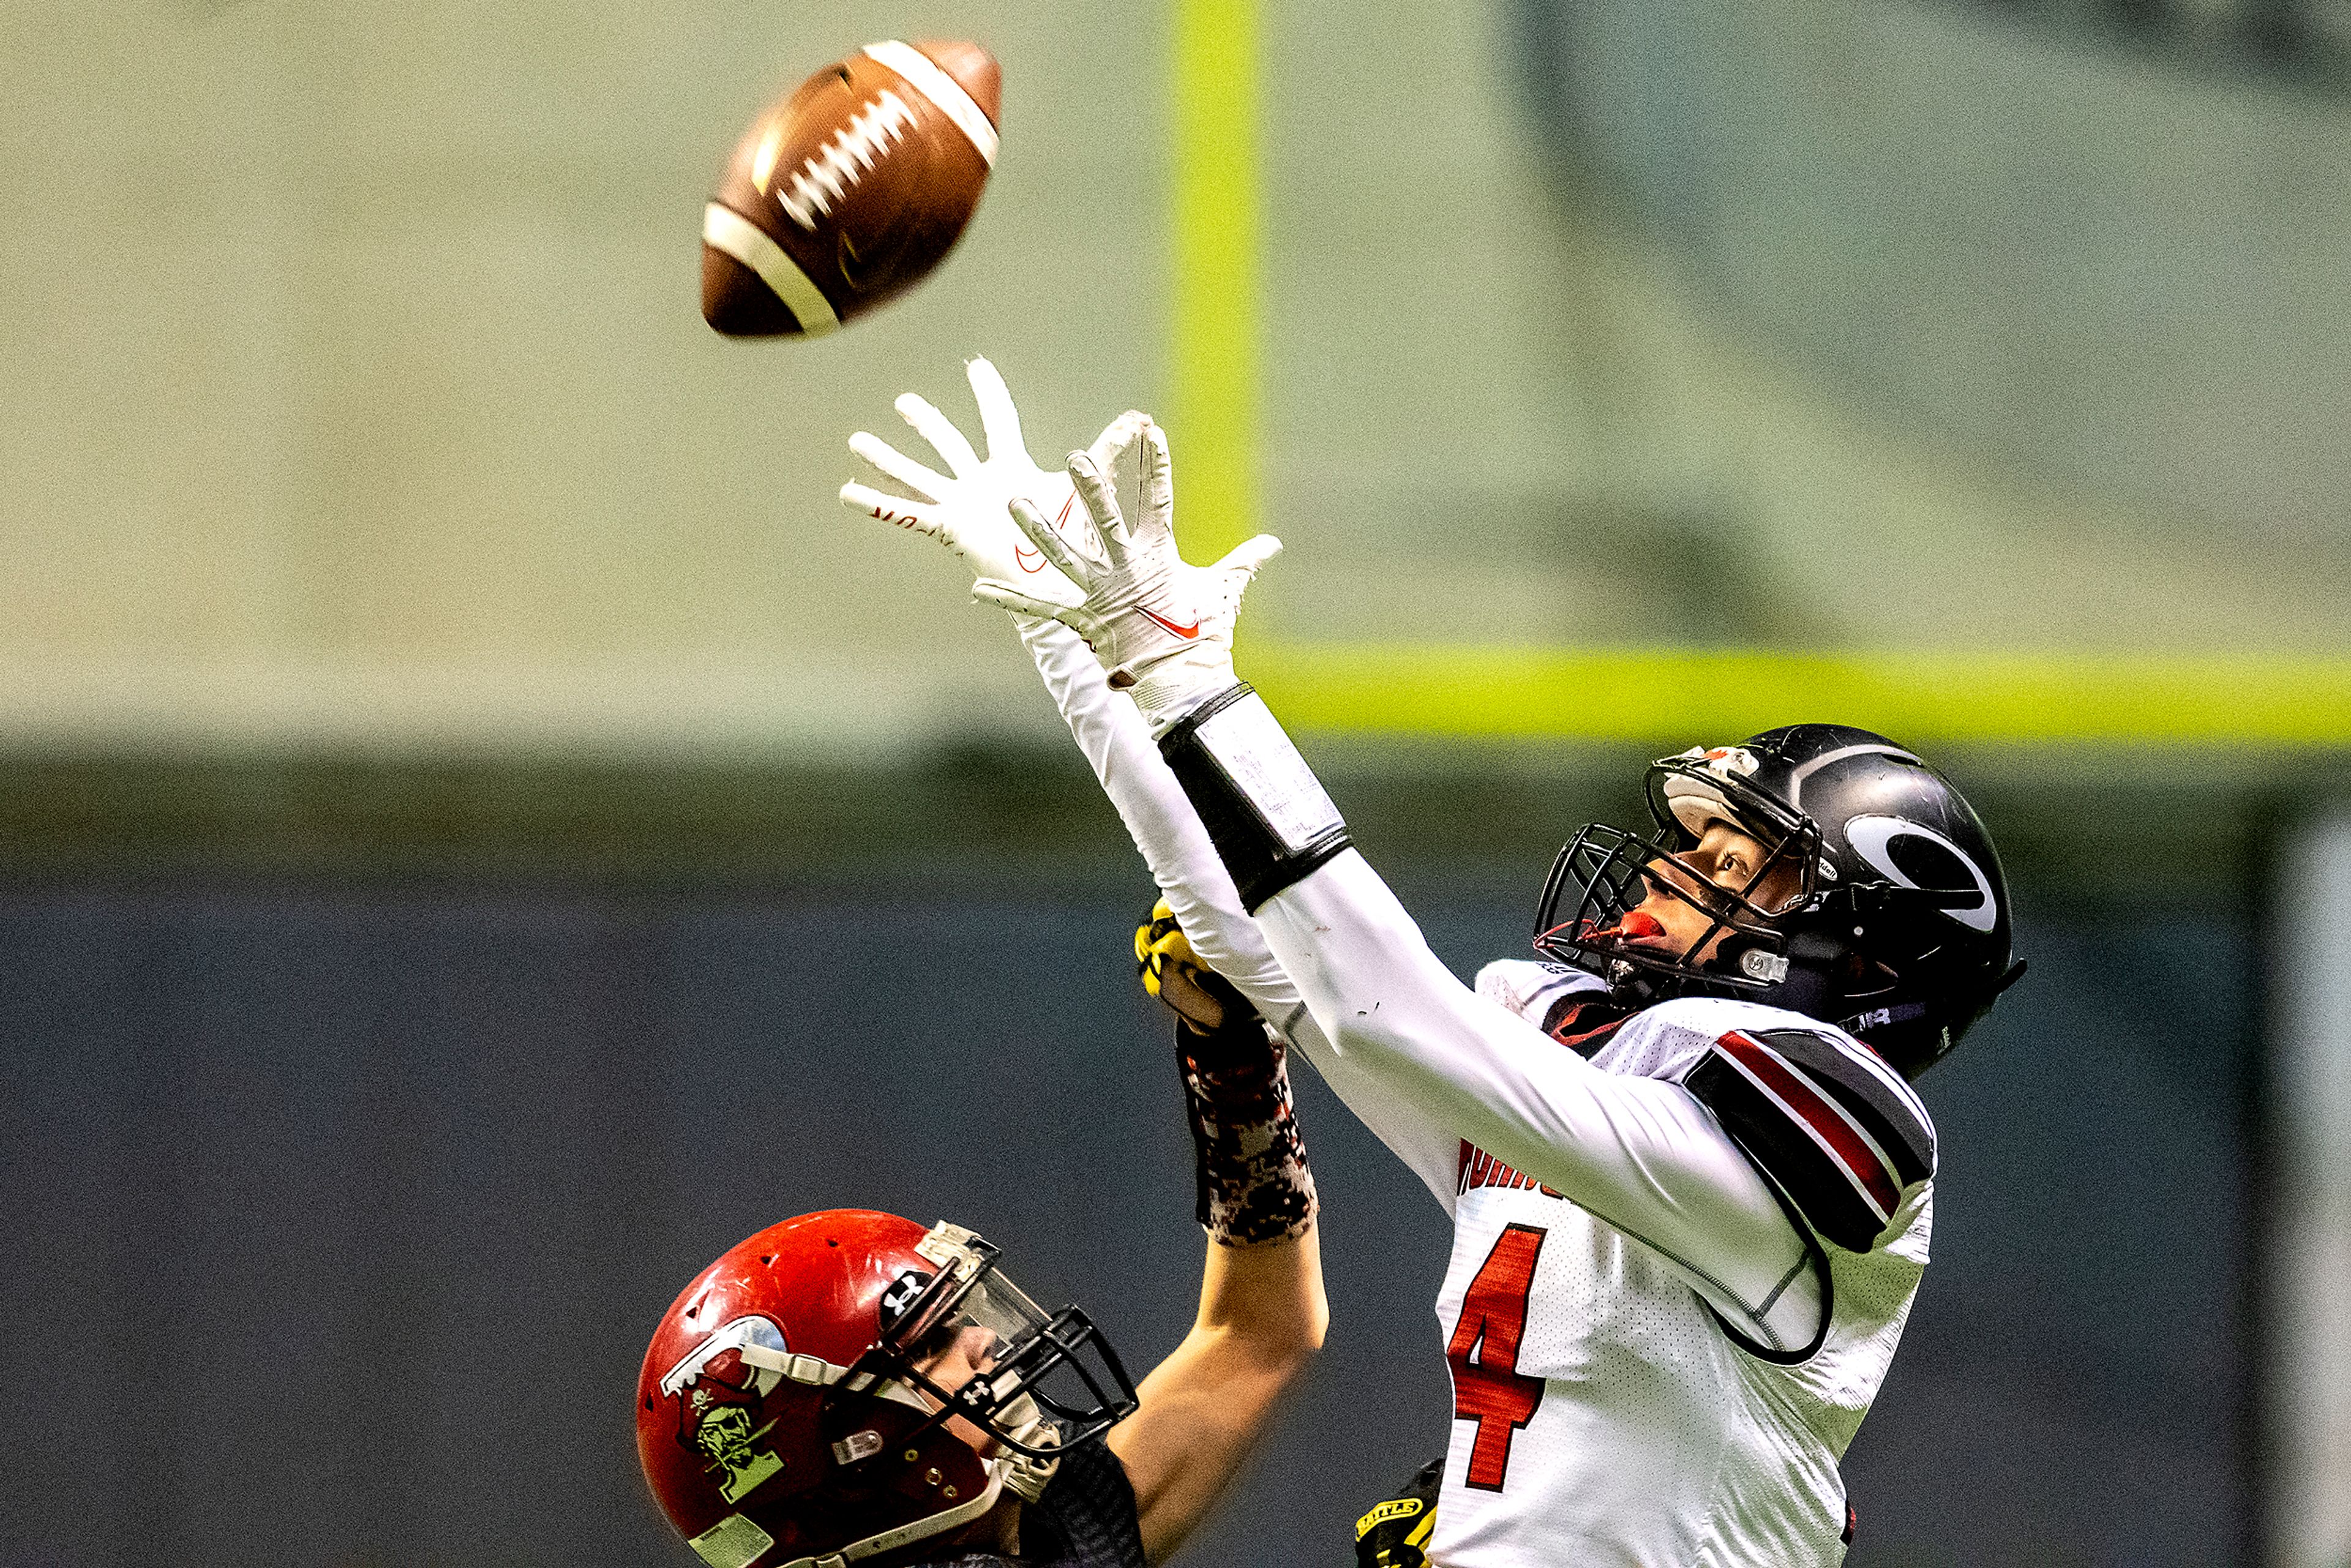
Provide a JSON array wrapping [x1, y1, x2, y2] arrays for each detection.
[[658, 1315, 790, 1504]]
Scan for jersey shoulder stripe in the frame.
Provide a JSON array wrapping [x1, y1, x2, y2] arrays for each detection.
[[1682, 1026, 1935, 1253], [1746, 1026, 1936, 1183]]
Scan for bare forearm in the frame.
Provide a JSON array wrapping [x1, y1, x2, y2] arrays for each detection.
[[1198, 1223, 1328, 1352], [1114, 1226, 1325, 1562], [1103, 1000, 1329, 1560]]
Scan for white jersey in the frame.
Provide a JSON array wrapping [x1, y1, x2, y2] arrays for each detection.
[[1434, 964, 1932, 1567], [1017, 621, 1937, 1566]]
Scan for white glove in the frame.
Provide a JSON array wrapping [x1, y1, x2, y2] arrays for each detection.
[[973, 418, 1281, 734], [838, 357, 1144, 609]]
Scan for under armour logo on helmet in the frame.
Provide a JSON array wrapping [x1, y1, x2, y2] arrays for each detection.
[[879, 1268, 934, 1332]]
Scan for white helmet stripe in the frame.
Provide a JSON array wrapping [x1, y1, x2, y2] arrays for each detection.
[[1783, 741, 1920, 811]]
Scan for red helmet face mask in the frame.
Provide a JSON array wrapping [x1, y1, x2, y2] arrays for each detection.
[[636, 1210, 1137, 1568]]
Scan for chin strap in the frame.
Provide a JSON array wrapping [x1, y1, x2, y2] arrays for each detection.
[[991, 1394, 1063, 1502], [735, 1343, 852, 1388], [778, 1465, 1008, 1568], [687, 1471, 1006, 1568], [770, 1425, 1057, 1568]]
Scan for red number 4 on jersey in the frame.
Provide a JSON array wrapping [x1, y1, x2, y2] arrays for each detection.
[[1445, 1225, 1548, 1491]]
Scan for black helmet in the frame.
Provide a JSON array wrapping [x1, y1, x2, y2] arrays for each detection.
[[1534, 724, 2025, 1078]]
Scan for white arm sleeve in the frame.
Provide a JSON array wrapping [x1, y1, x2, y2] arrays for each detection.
[[1254, 850, 1823, 1349], [1016, 617, 1463, 1210]]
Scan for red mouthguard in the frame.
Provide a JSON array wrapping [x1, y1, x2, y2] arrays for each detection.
[[1583, 909, 1666, 943]]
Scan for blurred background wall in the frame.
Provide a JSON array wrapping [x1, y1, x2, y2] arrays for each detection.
[[2, 1, 2346, 1565]]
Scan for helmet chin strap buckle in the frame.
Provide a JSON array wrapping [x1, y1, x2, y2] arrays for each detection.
[[1736, 928, 1844, 1018], [992, 1392, 1063, 1502]]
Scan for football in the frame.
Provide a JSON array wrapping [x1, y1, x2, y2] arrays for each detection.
[[700, 39, 1001, 339]]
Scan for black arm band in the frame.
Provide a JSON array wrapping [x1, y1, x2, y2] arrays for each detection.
[[1157, 683, 1353, 912]]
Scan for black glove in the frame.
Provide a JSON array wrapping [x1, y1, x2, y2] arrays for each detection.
[[1353, 1457, 1441, 1568]]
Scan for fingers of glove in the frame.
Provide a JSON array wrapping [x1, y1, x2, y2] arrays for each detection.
[[848, 430, 950, 502], [1102, 655, 1153, 692], [1008, 496, 1096, 587], [965, 357, 1027, 467], [894, 392, 983, 478], [1081, 410, 1150, 482], [1142, 898, 1181, 950], [1135, 418, 1176, 547], [1146, 923, 1201, 971], [1067, 450, 1131, 565], [1136, 929, 1163, 989], [1213, 532, 1284, 582], [839, 481, 943, 540], [1136, 896, 1177, 955], [1033, 485, 1111, 576]]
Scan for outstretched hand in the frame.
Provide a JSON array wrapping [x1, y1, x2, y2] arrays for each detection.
[[839, 357, 1144, 613], [972, 417, 1281, 733]]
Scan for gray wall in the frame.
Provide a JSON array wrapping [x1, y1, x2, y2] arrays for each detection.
[[1519, 0, 2351, 546], [0, 872, 2251, 1567]]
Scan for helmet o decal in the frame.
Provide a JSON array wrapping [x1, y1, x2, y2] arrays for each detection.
[[1844, 816, 1997, 931]]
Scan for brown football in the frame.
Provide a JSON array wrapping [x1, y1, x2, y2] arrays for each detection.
[[701, 39, 1001, 338]]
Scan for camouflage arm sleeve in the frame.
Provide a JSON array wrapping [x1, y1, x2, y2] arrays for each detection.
[[1174, 1013, 1318, 1247]]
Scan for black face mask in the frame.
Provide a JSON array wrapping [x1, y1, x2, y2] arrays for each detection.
[[1535, 806, 1823, 1008], [863, 1234, 1138, 1459]]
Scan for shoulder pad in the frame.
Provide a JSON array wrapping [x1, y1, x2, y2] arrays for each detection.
[[1681, 1025, 1937, 1253], [1474, 959, 1600, 1024]]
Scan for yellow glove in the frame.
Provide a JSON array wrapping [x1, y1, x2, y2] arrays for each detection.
[[1134, 897, 1248, 1033], [1354, 1458, 1441, 1568]]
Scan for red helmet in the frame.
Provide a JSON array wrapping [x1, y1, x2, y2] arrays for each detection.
[[636, 1210, 1137, 1568]]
